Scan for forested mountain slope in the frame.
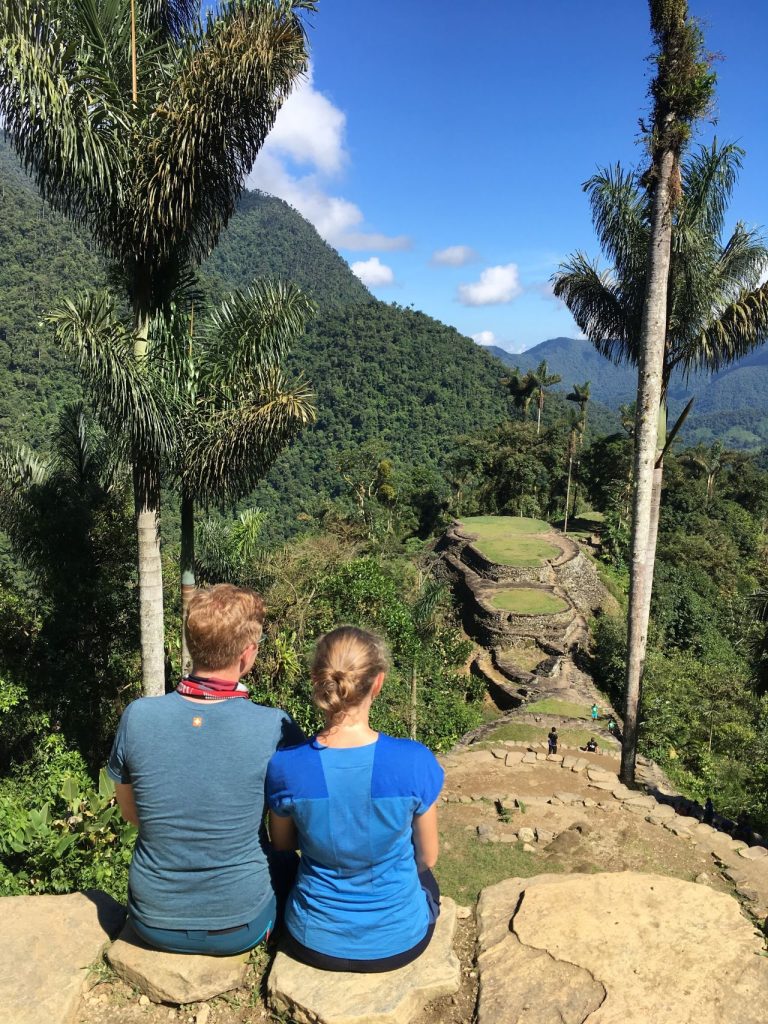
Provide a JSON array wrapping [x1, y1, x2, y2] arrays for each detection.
[[492, 336, 768, 449], [3, 140, 584, 539]]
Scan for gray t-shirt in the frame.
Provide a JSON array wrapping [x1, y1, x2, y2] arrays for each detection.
[[107, 691, 302, 930]]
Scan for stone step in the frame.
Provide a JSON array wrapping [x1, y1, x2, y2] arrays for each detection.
[[268, 899, 461, 1024]]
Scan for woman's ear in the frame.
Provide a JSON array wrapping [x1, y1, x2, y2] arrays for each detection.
[[370, 671, 386, 699]]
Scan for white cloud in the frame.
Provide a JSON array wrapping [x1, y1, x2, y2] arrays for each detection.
[[351, 257, 395, 288], [432, 245, 478, 267], [260, 66, 347, 174], [247, 67, 408, 252], [472, 330, 498, 346], [457, 264, 523, 306]]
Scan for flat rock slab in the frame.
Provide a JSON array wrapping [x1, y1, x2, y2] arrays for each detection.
[[108, 923, 248, 1004], [0, 890, 125, 1024], [476, 872, 768, 1024], [268, 898, 460, 1024], [739, 845, 768, 860]]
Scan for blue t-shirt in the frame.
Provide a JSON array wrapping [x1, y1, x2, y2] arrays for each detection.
[[107, 691, 302, 930], [265, 733, 444, 960]]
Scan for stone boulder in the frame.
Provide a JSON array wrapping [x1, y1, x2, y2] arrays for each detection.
[[268, 898, 460, 1024], [107, 922, 249, 1004], [476, 872, 768, 1024], [0, 890, 125, 1024]]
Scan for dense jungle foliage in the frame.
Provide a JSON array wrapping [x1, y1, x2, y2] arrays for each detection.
[[2, 138, 768, 901]]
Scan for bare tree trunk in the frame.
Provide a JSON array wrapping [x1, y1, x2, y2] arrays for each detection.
[[409, 663, 418, 740], [564, 454, 573, 534], [180, 494, 195, 676], [620, 146, 676, 785], [134, 457, 166, 696], [133, 304, 166, 697], [536, 393, 543, 434]]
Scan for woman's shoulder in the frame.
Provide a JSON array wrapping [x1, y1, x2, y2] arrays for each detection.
[[268, 735, 314, 762], [377, 733, 439, 762], [371, 734, 443, 795]]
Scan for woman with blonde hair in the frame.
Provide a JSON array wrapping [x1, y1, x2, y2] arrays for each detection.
[[266, 625, 443, 972]]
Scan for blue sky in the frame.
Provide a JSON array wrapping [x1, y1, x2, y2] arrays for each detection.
[[247, 1, 768, 352]]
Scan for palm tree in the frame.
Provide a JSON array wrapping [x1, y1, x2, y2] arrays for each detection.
[[563, 381, 590, 531], [408, 577, 447, 740], [49, 280, 317, 672], [566, 381, 591, 443], [679, 441, 732, 504], [562, 412, 582, 535], [501, 367, 537, 419], [170, 281, 316, 668], [0, 0, 314, 694], [553, 3, 752, 782], [529, 360, 562, 435]]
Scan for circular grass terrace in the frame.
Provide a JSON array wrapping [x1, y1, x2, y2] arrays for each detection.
[[490, 588, 569, 616], [459, 515, 561, 567]]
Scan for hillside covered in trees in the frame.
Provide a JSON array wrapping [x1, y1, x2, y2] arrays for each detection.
[[494, 335, 768, 450], [0, 137, 617, 540]]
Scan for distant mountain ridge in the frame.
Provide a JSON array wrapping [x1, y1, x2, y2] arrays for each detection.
[[490, 336, 768, 449]]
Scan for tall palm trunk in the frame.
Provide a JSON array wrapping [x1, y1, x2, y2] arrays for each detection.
[[536, 391, 543, 434], [621, 147, 676, 785], [180, 494, 195, 675], [133, 303, 166, 696], [564, 452, 573, 535], [133, 455, 166, 696], [409, 662, 418, 740]]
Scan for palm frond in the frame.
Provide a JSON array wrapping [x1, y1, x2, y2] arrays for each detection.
[[683, 282, 768, 376], [679, 140, 743, 240], [0, 443, 50, 491], [141, 0, 200, 39], [583, 164, 648, 278], [0, 0, 129, 225], [182, 371, 316, 504], [201, 280, 315, 395], [46, 291, 179, 457], [714, 223, 768, 297], [142, 0, 315, 262], [552, 254, 638, 364], [411, 580, 446, 632]]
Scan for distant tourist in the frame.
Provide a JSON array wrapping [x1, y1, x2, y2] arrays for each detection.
[[703, 797, 714, 825], [591, 703, 599, 721], [608, 716, 617, 735], [582, 737, 598, 753], [548, 727, 558, 754], [108, 584, 303, 955], [266, 626, 443, 972]]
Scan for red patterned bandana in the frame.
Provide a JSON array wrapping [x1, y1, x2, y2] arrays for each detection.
[[177, 674, 250, 700]]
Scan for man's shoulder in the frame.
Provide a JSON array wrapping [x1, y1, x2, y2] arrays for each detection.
[[120, 693, 176, 723]]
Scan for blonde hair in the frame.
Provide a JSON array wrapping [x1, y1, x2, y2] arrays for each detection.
[[185, 584, 265, 670], [311, 626, 389, 721]]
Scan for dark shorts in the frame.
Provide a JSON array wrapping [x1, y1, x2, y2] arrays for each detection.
[[284, 869, 441, 973]]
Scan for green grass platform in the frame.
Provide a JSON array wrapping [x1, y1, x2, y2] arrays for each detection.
[[460, 515, 560, 566], [525, 698, 592, 719], [490, 588, 569, 615]]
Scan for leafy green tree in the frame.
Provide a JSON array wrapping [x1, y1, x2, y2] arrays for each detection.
[[0, 0, 314, 694], [0, 404, 138, 765]]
